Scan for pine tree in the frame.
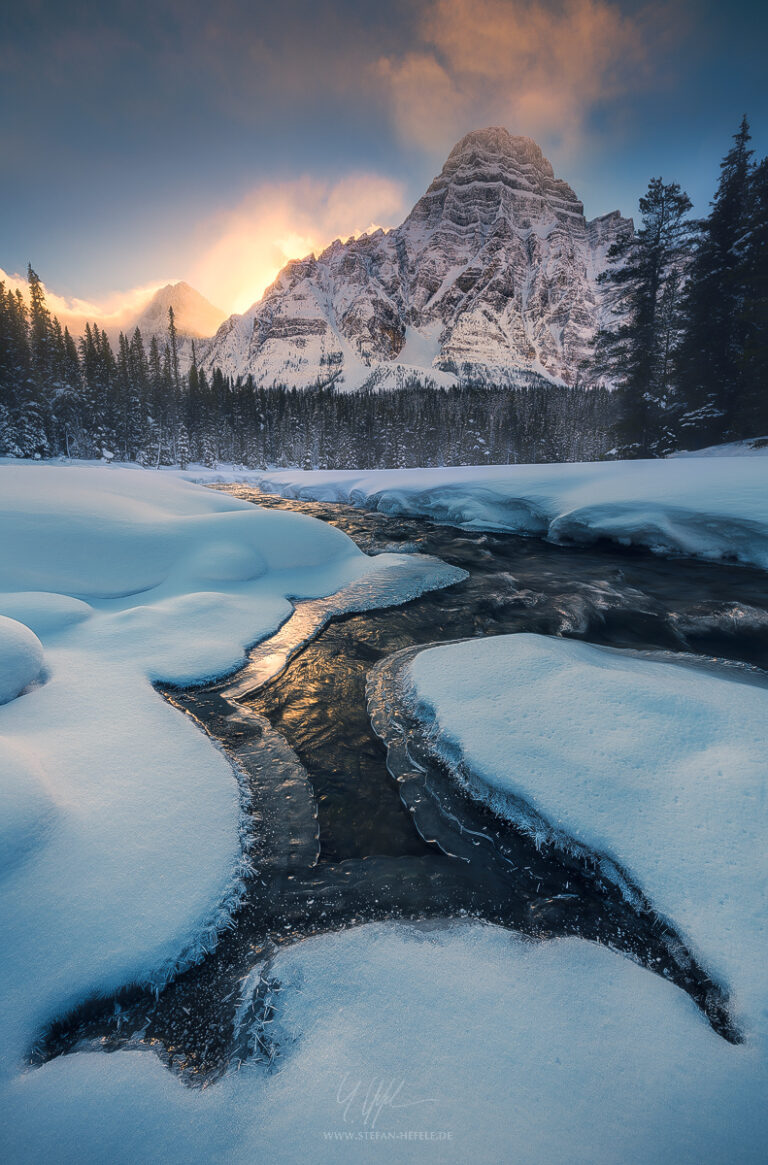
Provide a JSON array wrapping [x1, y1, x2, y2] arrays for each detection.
[[734, 155, 768, 436], [592, 178, 693, 456], [26, 264, 53, 382], [676, 117, 754, 445], [125, 328, 149, 459], [17, 266, 52, 456], [0, 284, 22, 453], [167, 305, 180, 392], [115, 332, 133, 458], [176, 422, 191, 469], [56, 326, 84, 457], [0, 284, 26, 452]]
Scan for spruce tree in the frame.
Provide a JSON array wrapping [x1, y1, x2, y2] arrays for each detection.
[[592, 178, 693, 456], [734, 155, 768, 436], [17, 266, 52, 456], [26, 264, 53, 382], [167, 305, 180, 392], [676, 118, 754, 445]]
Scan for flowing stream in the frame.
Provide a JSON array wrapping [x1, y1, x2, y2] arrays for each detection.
[[34, 487, 768, 1082]]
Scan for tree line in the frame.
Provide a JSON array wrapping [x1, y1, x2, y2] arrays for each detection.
[[0, 269, 615, 466], [0, 116, 765, 468], [590, 116, 768, 455]]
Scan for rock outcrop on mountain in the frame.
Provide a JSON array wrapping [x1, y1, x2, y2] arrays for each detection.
[[201, 129, 633, 389]]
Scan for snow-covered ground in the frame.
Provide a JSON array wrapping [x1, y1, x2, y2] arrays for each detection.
[[2, 459, 767, 1163], [4, 924, 767, 1164], [0, 465, 457, 1108], [404, 635, 768, 1038], [180, 455, 768, 572]]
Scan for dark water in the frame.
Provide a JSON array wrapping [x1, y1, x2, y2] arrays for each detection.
[[34, 488, 768, 1082]]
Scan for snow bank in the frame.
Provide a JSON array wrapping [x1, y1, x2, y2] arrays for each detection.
[[404, 635, 768, 1034], [0, 464, 362, 598], [0, 464, 456, 1081], [0, 617, 44, 704], [182, 457, 768, 571], [3, 924, 767, 1164], [671, 437, 768, 458], [0, 593, 92, 638]]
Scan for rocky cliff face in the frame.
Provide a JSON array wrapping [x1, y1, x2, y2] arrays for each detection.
[[201, 129, 632, 389]]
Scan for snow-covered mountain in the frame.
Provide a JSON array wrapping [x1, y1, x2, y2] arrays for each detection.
[[100, 281, 225, 373], [200, 128, 632, 389], [131, 281, 226, 342]]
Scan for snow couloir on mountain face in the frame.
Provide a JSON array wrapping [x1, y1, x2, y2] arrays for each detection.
[[200, 129, 633, 390]]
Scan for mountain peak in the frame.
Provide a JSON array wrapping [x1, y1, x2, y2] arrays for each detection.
[[136, 282, 225, 338], [445, 128, 551, 174], [407, 127, 581, 240], [201, 130, 632, 390]]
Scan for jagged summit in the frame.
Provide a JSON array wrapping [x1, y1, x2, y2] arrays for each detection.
[[199, 129, 633, 390], [445, 127, 553, 173], [404, 127, 584, 244]]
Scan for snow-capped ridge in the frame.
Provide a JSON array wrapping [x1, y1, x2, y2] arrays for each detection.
[[199, 128, 632, 390]]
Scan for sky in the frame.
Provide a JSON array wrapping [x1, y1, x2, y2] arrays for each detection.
[[2, 0, 768, 324]]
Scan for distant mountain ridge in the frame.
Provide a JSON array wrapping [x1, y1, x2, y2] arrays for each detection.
[[130, 281, 226, 342], [199, 128, 633, 389]]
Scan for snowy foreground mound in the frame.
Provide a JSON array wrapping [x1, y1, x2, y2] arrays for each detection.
[[192, 456, 768, 571], [0, 467, 456, 1100], [405, 635, 768, 1036], [5, 924, 768, 1164], [0, 617, 44, 706]]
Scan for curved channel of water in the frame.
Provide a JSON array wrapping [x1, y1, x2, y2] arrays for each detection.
[[34, 488, 768, 1081]]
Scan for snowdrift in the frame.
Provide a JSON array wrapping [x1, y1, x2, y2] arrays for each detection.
[[5, 924, 768, 1164], [404, 634, 768, 1035], [187, 456, 768, 571], [0, 464, 456, 1082]]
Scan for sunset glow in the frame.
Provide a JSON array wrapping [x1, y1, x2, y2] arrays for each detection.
[[0, 268, 171, 335], [2, 174, 405, 326], [191, 174, 406, 314], [2, 3, 768, 1161]]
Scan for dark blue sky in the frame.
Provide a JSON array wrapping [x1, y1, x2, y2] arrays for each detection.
[[2, 0, 767, 315]]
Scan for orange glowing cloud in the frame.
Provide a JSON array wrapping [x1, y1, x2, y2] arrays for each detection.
[[0, 174, 404, 334], [190, 173, 407, 315], [378, 0, 670, 153]]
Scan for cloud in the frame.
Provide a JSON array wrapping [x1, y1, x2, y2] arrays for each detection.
[[190, 173, 407, 315], [0, 268, 169, 337], [377, 0, 672, 154], [0, 172, 405, 332]]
